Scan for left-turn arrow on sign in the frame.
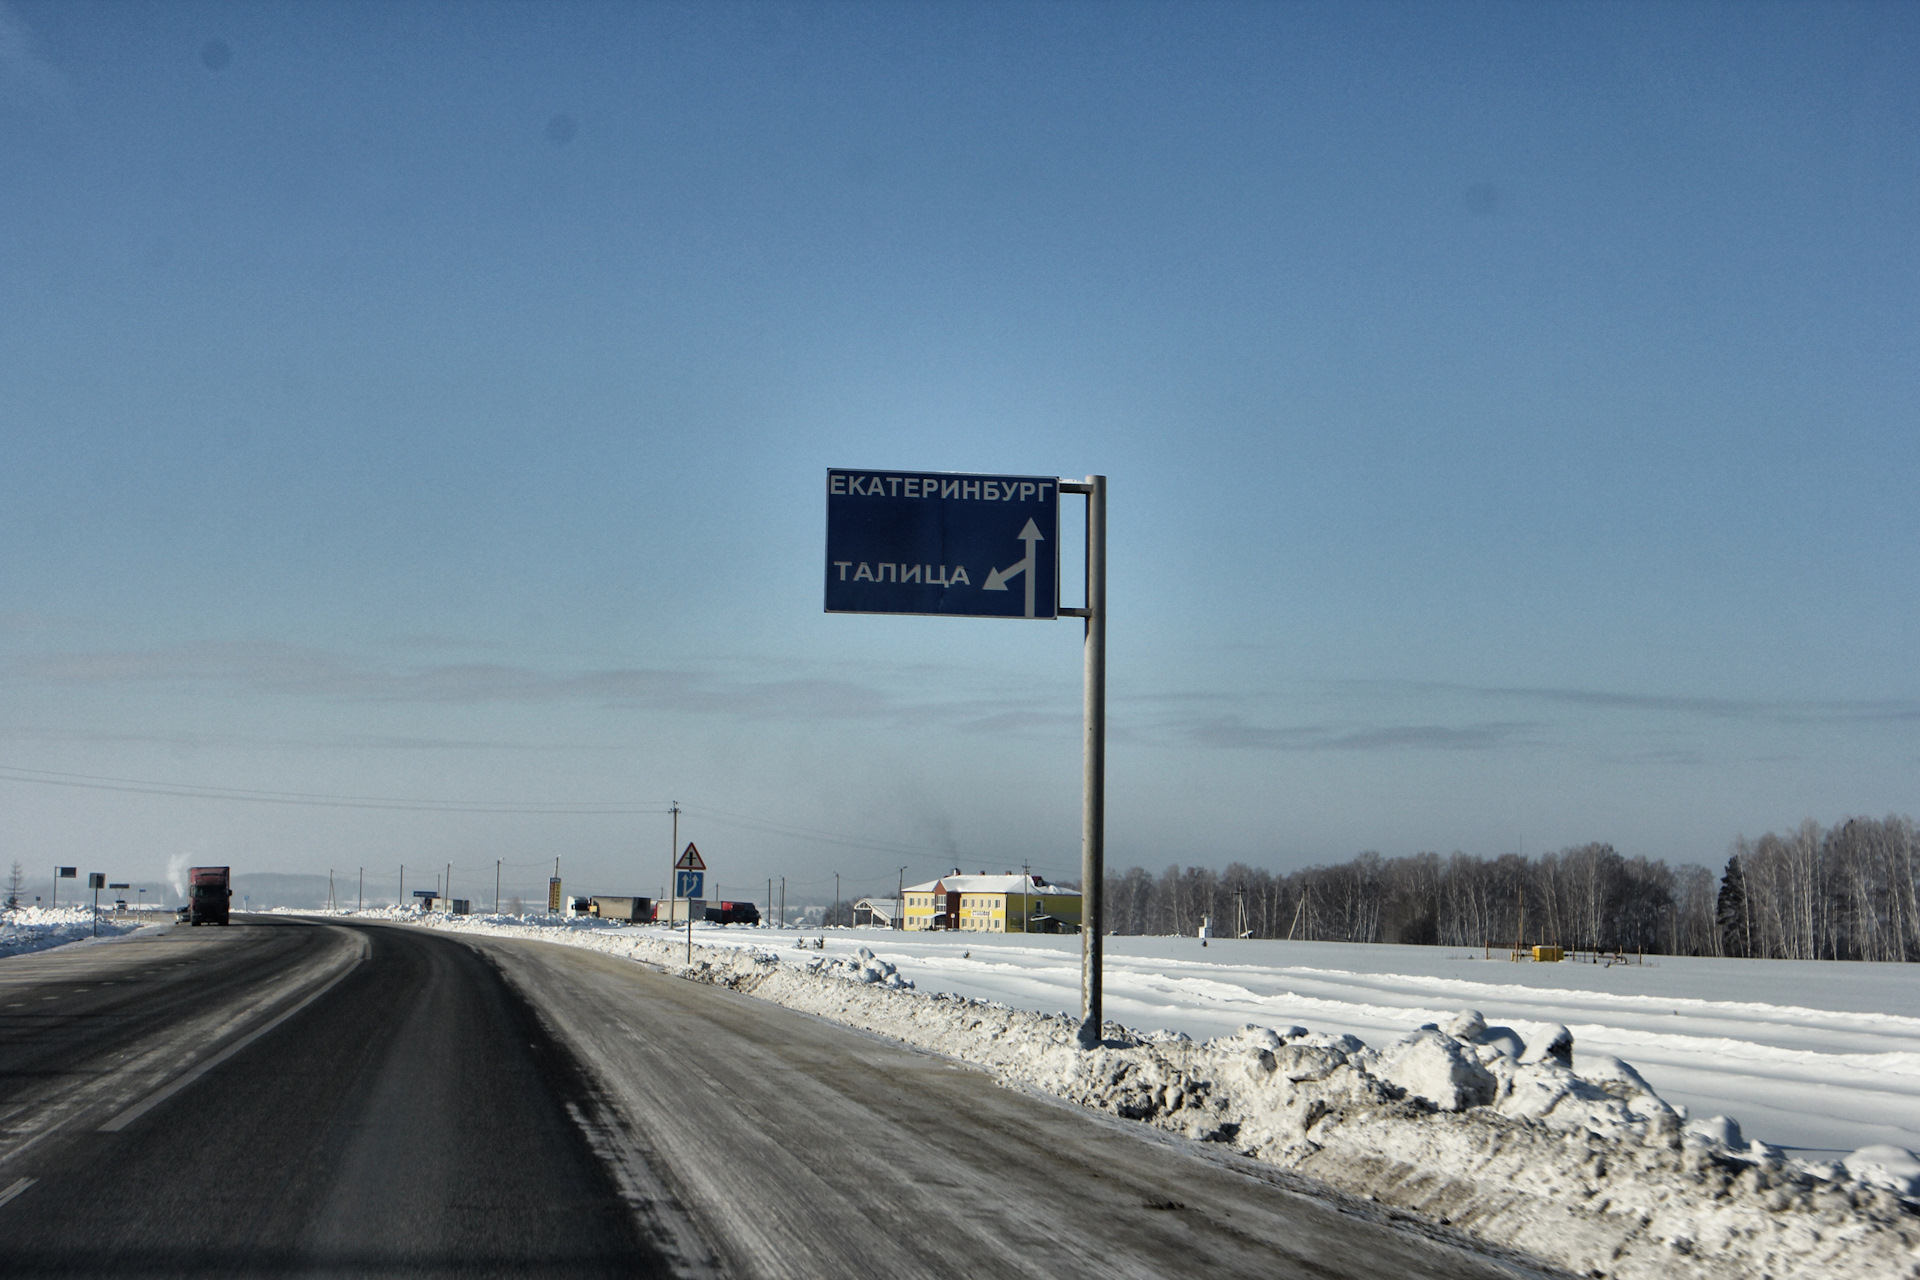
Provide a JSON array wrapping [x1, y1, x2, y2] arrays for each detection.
[[983, 518, 1046, 618]]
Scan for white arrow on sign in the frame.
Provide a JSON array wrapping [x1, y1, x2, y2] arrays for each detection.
[[983, 518, 1045, 618]]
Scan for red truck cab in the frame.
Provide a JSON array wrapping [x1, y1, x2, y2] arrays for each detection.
[[186, 866, 232, 925]]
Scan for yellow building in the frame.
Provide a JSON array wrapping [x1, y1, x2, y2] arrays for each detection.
[[900, 873, 1081, 933]]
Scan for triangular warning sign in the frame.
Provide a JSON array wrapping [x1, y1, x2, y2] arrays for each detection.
[[674, 842, 706, 871]]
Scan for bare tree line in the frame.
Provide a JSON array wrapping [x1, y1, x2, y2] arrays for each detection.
[[1104, 814, 1917, 960], [1716, 815, 1920, 961]]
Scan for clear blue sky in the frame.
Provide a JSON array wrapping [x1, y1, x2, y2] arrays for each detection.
[[3, 1, 1915, 904]]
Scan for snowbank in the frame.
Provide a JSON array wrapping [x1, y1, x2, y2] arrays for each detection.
[[0, 906, 151, 959], [728, 929, 1920, 1156], [384, 912, 1920, 1280]]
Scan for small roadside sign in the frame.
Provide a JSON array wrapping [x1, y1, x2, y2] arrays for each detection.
[[547, 877, 563, 913], [674, 843, 705, 872], [58, 867, 76, 878], [675, 870, 705, 899]]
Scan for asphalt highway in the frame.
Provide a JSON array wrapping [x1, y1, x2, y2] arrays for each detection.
[[0, 918, 658, 1278], [0, 918, 1563, 1279]]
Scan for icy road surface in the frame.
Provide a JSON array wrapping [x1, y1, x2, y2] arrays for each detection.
[[706, 928, 1920, 1157], [0, 916, 1556, 1280]]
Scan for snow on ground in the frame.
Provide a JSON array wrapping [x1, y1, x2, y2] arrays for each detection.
[[736, 929, 1920, 1159], [365, 908, 1920, 1280], [0, 906, 152, 958]]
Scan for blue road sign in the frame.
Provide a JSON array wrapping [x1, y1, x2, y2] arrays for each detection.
[[825, 469, 1059, 619], [675, 870, 704, 899]]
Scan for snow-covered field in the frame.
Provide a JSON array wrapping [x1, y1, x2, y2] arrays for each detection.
[[0, 905, 150, 958]]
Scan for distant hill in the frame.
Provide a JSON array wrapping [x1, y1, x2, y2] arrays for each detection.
[[233, 873, 392, 910]]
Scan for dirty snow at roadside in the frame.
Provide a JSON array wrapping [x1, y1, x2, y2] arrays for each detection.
[[377, 908, 1920, 1280], [0, 906, 151, 958], [751, 928, 1920, 1159]]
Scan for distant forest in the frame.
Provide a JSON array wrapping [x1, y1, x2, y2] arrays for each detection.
[[1103, 814, 1920, 962]]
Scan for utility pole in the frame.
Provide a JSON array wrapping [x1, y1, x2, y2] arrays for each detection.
[[358, 867, 363, 913], [767, 878, 772, 930], [1060, 475, 1107, 1048], [779, 876, 785, 930], [668, 800, 680, 923], [328, 869, 334, 913], [834, 871, 840, 927], [399, 864, 405, 910], [898, 866, 906, 930], [444, 862, 451, 911], [495, 859, 502, 914]]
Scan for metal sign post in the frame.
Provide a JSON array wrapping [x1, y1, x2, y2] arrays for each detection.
[[825, 468, 1107, 1048], [1059, 476, 1107, 1048]]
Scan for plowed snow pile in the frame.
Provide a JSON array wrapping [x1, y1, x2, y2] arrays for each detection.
[[0, 905, 148, 958], [389, 911, 1920, 1280]]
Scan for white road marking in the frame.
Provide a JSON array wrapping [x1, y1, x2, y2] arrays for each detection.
[[99, 942, 365, 1134], [0, 1177, 36, 1210]]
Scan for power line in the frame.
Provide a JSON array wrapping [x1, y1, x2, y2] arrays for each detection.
[[0, 763, 1031, 870], [0, 765, 671, 814], [678, 802, 975, 863]]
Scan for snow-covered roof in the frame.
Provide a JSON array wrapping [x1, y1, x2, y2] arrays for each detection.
[[904, 874, 1079, 897]]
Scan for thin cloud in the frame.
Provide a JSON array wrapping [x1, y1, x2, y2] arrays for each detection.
[[0, 641, 1061, 733], [1182, 715, 1534, 753], [1333, 679, 1920, 726]]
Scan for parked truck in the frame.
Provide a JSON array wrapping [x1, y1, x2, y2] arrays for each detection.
[[587, 895, 653, 923], [705, 900, 761, 926], [184, 866, 232, 925]]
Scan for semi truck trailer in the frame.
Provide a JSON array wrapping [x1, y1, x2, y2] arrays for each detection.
[[185, 866, 232, 925]]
